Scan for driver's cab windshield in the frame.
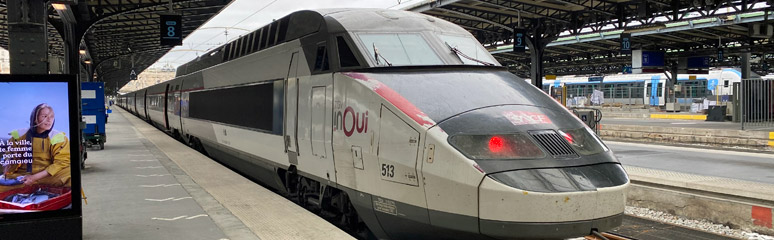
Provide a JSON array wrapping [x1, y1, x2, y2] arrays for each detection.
[[356, 32, 497, 67], [358, 33, 442, 66], [439, 34, 497, 66]]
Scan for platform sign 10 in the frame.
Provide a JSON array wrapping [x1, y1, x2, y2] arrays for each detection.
[[620, 33, 632, 54], [160, 15, 183, 46], [513, 28, 526, 53]]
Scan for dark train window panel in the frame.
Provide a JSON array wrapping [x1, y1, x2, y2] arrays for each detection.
[[268, 22, 278, 47], [277, 18, 289, 43], [314, 45, 330, 71], [337, 36, 360, 68], [223, 44, 232, 61], [188, 83, 275, 132], [261, 28, 269, 50], [253, 31, 262, 52]]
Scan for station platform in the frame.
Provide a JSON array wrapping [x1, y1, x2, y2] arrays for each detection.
[[602, 117, 749, 130], [598, 117, 774, 151], [82, 108, 353, 240], [623, 164, 774, 236]]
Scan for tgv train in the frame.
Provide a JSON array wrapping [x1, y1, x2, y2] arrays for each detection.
[[118, 9, 628, 239], [543, 68, 742, 106]]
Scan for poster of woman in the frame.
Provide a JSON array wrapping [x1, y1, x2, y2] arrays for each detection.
[[0, 82, 72, 213]]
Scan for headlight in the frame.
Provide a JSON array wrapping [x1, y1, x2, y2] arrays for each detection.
[[558, 128, 608, 155], [449, 134, 545, 160]]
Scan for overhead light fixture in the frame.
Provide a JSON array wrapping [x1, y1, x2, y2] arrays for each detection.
[[623, 23, 667, 34], [52, 3, 67, 11], [79, 49, 86, 55], [52, 2, 77, 23], [84, 59, 92, 64]]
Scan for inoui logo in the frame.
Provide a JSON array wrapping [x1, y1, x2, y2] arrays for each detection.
[[334, 106, 368, 137]]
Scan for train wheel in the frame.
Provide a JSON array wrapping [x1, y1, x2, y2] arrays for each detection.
[[284, 168, 299, 200]]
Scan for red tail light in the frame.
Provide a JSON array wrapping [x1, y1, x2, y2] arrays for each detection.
[[449, 134, 545, 160], [488, 136, 505, 153]]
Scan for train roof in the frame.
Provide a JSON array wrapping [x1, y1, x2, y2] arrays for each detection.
[[319, 8, 466, 33], [175, 9, 471, 77]]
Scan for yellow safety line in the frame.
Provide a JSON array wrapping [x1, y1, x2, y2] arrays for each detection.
[[650, 114, 707, 120], [81, 189, 87, 205], [769, 132, 774, 147]]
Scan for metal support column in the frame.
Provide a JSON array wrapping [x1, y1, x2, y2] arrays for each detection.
[[668, 60, 678, 103], [7, 0, 48, 74], [741, 52, 751, 79], [527, 19, 546, 87], [529, 44, 545, 87]]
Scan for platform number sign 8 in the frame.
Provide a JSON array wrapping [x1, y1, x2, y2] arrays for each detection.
[[620, 33, 632, 54], [513, 28, 526, 53], [167, 24, 176, 37], [160, 15, 183, 46]]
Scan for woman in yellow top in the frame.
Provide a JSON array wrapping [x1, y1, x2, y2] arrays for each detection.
[[0, 103, 71, 193]]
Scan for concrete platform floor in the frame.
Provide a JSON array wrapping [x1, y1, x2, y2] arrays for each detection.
[[82, 107, 352, 240]]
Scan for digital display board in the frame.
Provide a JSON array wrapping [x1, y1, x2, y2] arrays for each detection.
[[0, 75, 80, 222], [687, 56, 710, 69], [641, 51, 665, 67]]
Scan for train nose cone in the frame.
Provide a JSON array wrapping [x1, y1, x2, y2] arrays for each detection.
[[477, 163, 629, 239]]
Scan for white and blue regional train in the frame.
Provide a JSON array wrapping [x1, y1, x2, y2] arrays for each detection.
[[118, 9, 629, 239], [543, 69, 743, 106]]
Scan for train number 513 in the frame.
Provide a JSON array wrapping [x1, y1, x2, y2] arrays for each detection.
[[381, 164, 395, 178]]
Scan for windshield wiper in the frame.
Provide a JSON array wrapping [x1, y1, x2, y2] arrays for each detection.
[[373, 43, 393, 66], [446, 42, 494, 66]]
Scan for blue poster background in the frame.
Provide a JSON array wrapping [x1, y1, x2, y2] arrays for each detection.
[[0, 82, 70, 140]]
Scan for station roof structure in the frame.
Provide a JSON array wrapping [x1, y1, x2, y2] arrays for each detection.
[[407, 0, 774, 77], [0, 0, 233, 93]]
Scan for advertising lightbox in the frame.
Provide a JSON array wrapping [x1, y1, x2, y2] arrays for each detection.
[[0, 75, 81, 238]]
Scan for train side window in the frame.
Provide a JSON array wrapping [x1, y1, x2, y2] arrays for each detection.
[[723, 80, 729, 87], [657, 83, 663, 97], [314, 45, 330, 71], [646, 83, 652, 97], [337, 36, 360, 68]]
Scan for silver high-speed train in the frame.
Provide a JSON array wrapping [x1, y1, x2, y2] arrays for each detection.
[[118, 9, 629, 239]]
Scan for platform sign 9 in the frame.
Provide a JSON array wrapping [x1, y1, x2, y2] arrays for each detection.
[[160, 15, 183, 46], [513, 28, 526, 53], [620, 33, 632, 54]]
